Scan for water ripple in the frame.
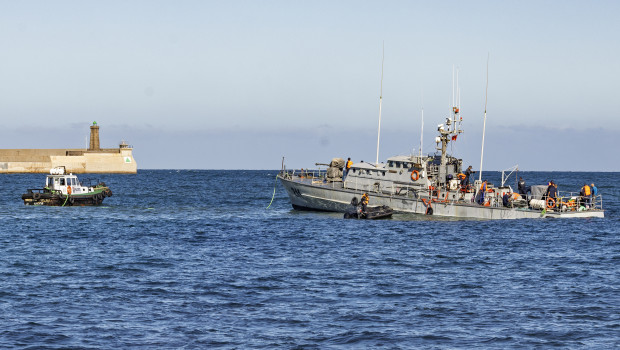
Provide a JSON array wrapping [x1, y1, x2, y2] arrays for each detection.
[[0, 170, 618, 349]]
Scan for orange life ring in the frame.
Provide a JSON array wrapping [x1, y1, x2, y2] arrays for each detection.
[[411, 170, 419, 181], [546, 198, 555, 208], [67, 186, 72, 195]]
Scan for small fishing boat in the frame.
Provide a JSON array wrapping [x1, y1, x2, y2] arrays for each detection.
[[22, 166, 112, 206]]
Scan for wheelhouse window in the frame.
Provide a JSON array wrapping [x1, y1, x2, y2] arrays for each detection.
[[59, 178, 65, 186]]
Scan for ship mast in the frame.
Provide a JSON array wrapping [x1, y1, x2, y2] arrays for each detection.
[[479, 54, 489, 182], [419, 93, 424, 158], [375, 42, 384, 166], [436, 66, 463, 166]]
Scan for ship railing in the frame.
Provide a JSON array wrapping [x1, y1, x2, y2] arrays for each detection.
[[282, 168, 344, 186], [514, 191, 603, 211], [555, 191, 602, 211]]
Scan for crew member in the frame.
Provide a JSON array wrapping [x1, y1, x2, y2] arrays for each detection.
[[343, 157, 353, 181], [591, 183, 598, 208], [518, 177, 527, 197], [502, 192, 512, 207], [360, 193, 369, 217], [478, 180, 488, 205], [580, 183, 591, 208], [545, 181, 557, 201], [457, 172, 467, 189], [464, 166, 476, 187]]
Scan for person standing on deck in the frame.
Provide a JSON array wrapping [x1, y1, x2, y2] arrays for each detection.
[[518, 177, 527, 197], [463, 166, 476, 187], [580, 184, 592, 208], [591, 183, 598, 207], [478, 180, 488, 205], [545, 181, 558, 205], [343, 157, 353, 182]]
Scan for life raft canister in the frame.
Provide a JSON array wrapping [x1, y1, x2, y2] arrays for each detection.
[[411, 170, 420, 181]]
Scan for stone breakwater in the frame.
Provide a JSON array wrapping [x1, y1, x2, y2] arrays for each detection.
[[0, 148, 137, 174]]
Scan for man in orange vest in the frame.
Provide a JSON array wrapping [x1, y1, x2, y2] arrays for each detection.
[[580, 183, 591, 208], [342, 157, 353, 181], [457, 173, 467, 189], [478, 180, 488, 205], [360, 193, 369, 217]]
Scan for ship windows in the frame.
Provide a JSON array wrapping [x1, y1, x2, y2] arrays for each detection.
[[59, 178, 65, 186], [388, 161, 393, 167]]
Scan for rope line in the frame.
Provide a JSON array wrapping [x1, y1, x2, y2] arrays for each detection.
[[266, 175, 278, 209]]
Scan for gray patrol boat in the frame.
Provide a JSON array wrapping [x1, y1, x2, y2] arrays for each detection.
[[278, 111, 604, 220]]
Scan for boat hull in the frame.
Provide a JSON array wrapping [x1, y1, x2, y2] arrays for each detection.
[[22, 188, 112, 206], [278, 175, 604, 220]]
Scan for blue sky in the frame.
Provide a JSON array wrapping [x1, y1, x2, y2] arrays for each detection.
[[1, 1, 618, 170]]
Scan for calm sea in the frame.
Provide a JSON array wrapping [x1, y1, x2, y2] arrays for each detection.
[[0, 170, 618, 349]]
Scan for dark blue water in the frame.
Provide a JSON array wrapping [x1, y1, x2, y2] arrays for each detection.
[[1, 170, 618, 349]]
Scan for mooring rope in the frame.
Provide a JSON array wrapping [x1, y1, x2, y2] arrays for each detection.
[[266, 175, 278, 209], [61, 193, 69, 207]]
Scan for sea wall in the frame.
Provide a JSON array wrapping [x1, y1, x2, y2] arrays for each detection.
[[0, 148, 137, 173]]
